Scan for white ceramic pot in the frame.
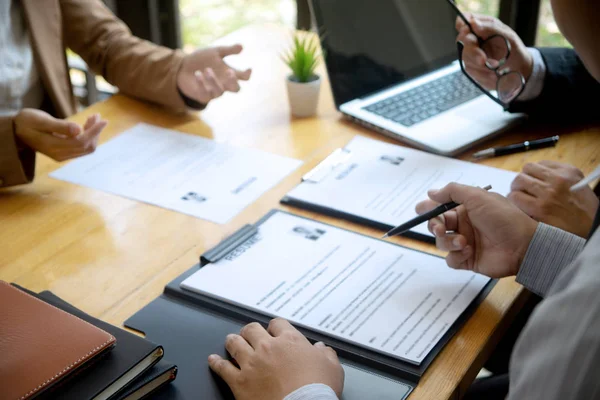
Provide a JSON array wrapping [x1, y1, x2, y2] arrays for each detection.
[[286, 75, 321, 117]]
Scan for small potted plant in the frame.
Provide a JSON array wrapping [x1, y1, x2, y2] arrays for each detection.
[[282, 32, 322, 117]]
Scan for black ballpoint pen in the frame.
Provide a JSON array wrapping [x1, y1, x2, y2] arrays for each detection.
[[472, 136, 559, 159], [381, 185, 492, 239]]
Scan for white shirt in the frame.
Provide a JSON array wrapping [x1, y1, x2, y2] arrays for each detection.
[[518, 48, 547, 101], [0, 0, 44, 117]]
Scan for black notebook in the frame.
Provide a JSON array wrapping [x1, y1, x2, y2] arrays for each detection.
[[13, 286, 169, 400], [117, 360, 178, 400]]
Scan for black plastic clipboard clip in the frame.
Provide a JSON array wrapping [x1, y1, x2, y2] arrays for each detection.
[[302, 148, 352, 183], [200, 224, 258, 266]]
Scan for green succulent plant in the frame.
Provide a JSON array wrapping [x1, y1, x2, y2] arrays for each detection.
[[282, 32, 321, 83]]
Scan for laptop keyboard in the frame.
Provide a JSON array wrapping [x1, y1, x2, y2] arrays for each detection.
[[362, 71, 481, 127]]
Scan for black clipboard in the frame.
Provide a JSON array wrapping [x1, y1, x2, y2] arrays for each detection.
[[280, 147, 436, 244], [125, 210, 494, 399]]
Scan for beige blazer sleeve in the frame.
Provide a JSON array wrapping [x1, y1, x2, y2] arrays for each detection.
[[59, 0, 188, 113], [1, 0, 192, 189], [0, 116, 35, 188]]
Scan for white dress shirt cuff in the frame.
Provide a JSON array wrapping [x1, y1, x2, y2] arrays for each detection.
[[517, 223, 585, 297], [284, 384, 338, 400], [516, 48, 547, 102]]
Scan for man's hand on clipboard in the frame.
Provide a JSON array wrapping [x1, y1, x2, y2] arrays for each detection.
[[208, 318, 344, 399]]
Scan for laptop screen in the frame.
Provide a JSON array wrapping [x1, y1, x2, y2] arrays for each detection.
[[312, 0, 458, 107]]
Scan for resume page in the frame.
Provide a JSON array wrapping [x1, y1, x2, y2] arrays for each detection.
[[285, 136, 516, 237], [181, 212, 489, 364], [51, 124, 302, 224]]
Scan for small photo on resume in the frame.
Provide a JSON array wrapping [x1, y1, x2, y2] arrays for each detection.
[[380, 155, 404, 166], [291, 226, 326, 241], [181, 192, 207, 203]]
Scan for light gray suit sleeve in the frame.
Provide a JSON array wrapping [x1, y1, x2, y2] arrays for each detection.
[[284, 384, 338, 400], [516, 223, 585, 297], [508, 228, 600, 399]]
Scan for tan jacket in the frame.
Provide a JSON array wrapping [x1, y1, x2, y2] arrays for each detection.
[[0, 0, 189, 188]]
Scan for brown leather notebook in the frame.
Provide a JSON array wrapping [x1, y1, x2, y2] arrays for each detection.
[[0, 281, 116, 400]]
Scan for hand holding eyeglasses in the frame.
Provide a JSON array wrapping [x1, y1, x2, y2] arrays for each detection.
[[445, 1, 536, 108], [455, 13, 533, 92]]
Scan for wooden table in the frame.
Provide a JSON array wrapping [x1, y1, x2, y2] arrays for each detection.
[[2, 24, 599, 399]]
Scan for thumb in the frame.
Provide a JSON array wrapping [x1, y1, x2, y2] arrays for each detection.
[[217, 44, 243, 58], [428, 183, 487, 206]]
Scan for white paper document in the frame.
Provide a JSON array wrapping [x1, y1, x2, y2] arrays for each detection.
[[181, 212, 490, 364], [51, 123, 302, 223], [284, 136, 517, 238]]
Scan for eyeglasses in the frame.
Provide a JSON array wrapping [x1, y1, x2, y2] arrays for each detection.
[[445, 0, 525, 110]]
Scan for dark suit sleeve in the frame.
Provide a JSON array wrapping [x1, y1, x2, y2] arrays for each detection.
[[508, 48, 600, 122]]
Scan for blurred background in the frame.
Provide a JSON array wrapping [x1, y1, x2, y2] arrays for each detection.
[[179, 0, 570, 49], [71, 0, 570, 108]]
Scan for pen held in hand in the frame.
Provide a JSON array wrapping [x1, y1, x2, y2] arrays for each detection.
[[381, 184, 492, 239]]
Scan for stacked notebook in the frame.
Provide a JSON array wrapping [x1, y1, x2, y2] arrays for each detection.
[[0, 282, 177, 400]]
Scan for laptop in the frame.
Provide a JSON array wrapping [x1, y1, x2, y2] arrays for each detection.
[[310, 0, 525, 156]]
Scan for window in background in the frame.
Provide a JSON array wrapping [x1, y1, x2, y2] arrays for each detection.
[[180, 0, 296, 52], [457, 0, 500, 17], [535, 0, 571, 47]]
